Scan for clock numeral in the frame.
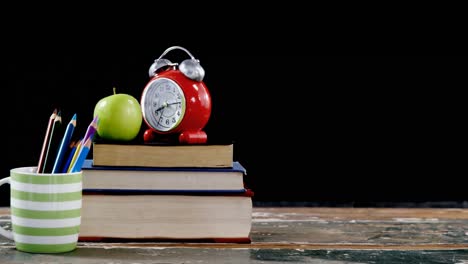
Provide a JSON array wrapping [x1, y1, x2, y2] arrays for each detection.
[[172, 117, 176, 123], [177, 111, 181, 116], [165, 119, 170, 125]]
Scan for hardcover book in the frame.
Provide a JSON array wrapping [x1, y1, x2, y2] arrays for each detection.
[[79, 189, 254, 243], [92, 142, 234, 168], [81, 159, 247, 192]]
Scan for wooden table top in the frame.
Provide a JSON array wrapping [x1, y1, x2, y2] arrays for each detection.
[[2, 207, 468, 263]]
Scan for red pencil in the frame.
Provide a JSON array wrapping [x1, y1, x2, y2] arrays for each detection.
[[37, 109, 58, 173]]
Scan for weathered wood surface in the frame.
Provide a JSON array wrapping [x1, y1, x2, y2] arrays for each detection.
[[250, 207, 468, 247], [2, 247, 468, 264], [2, 207, 468, 263]]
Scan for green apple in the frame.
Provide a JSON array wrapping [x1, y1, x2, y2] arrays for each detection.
[[93, 88, 143, 142]]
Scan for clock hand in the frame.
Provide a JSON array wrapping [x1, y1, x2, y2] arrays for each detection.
[[155, 101, 181, 113], [155, 106, 164, 112], [157, 108, 165, 125], [155, 102, 168, 112]]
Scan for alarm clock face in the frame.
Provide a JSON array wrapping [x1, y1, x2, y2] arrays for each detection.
[[141, 77, 186, 132]]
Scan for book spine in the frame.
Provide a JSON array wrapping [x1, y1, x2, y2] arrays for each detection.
[[82, 189, 253, 196], [78, 236, 251, 243]]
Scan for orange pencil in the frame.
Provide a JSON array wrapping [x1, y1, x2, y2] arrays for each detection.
[[70, 137, 92, 172], [52, 113, 77, 173], [67, 116, 98, 172], [37, 109, 57, 173], [61, 139, 80, 173], [67, 139, 83, 173]]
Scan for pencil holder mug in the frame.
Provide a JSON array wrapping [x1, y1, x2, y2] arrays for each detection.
[[0, 167, 82, 253]]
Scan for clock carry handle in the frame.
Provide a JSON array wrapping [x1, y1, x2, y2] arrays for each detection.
[[148, 46, 205, 82]]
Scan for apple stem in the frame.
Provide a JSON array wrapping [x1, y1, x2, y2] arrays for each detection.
[[113, 87, 116, 95]]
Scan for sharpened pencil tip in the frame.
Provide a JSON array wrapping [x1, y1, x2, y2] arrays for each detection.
[[72, 113, 77, 120]]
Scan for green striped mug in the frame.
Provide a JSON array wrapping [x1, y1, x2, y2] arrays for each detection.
[[0, 167, 82, 253]]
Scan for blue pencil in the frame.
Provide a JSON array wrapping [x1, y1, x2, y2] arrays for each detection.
[[70, 138, 92, 173], [52, 113, 77, 173], [61, 139, 81, 173]]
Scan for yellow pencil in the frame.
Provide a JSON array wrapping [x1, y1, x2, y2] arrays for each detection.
[[67, 116, 98, 172], [61, 139, 79, 173], [67, 139, 82, 173], [52, 113, 77, 173], [70, 137, 92, 173]]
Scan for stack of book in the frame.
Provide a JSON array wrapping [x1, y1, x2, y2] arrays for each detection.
[[79, 141, 253, 243]]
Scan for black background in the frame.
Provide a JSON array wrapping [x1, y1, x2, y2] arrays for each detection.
[[1, 45, 466, 206]]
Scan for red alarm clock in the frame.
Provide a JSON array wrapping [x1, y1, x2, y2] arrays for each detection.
[[141, 46, 211, 144]]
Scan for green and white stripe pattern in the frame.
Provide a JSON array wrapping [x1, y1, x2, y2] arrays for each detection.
[[10, 167, 82, 253]]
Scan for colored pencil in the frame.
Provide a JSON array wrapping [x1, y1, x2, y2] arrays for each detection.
[[67, 138, 83, 173], [62, 139, 80, 173], [52, 113, 77, 173], [82, 115, 99, 143], [67, 116, 98, 173], [37, 109, 57, 173], [70, 137, 92, 172], [43, 111, 62, 173]]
